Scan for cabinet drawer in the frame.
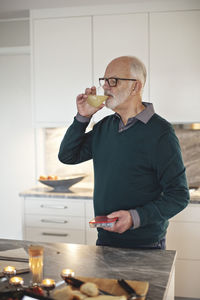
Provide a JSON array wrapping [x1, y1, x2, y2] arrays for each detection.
[[25, 214, 85, 230], [171, 204, 200, 222], [24, 198, 84, 216], [167, 221, 200, 259], [25, 227, 85, 244], [85, 201, 94, 217]]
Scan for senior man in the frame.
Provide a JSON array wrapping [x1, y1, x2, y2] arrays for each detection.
[[58, 56, 189, 249]]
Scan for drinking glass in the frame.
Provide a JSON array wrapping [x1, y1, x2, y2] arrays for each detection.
[[28, 245, 44, 285], [87, 86, 108, 108]]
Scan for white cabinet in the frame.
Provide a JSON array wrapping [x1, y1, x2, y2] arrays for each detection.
[[32, 17, 92, 126], [150, 11, 200, 123], [0, 19, 29, 47], [31, 9, 200, 126], [31, 13, 149, 126], [92, 13, 149, 122], [166, 204, 200, 298], [23, 197, 97, 245]]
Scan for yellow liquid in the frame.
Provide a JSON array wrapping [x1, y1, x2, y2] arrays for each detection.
[[29, 256, 43, 284], [87, 95, 108, 108]]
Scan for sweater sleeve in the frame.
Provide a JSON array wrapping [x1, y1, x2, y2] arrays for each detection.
[[136, 129, 190, 227], [58, 117, 93, 164]]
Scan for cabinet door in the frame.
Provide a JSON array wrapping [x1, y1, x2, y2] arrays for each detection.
[[93, 13, 149, 122], [150, 11, 200, 122], [32, 17, 92, 126], [166, 205, 200, 260], [166, 204, 200, 298], [174, 260, 200, 298], [167, 221, 200, 260]]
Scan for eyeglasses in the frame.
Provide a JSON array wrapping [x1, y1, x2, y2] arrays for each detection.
[[99, 77, 137, 87]]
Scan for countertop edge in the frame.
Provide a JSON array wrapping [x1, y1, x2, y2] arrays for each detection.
[[19, 186, 93, 199], [19, 186, 200, 203]]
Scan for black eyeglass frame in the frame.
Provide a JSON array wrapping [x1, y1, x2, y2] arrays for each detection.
[[99, 77, 137, 87]]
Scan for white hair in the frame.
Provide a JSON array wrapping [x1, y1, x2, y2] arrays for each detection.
[[129, 56, 147, 95]]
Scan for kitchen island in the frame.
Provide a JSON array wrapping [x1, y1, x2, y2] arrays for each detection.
[[0, 238, 176, 300]]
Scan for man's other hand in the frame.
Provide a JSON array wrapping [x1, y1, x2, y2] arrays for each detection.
[[104, 210, 133, 233]]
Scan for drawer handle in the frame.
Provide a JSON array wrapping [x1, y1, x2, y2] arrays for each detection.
[[41, 219, 68, 224], [42, 232, 68, 237], [40, 205, 68, 209]]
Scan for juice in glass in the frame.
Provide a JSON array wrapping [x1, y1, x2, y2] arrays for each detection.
[[29, 245, 44, 285]]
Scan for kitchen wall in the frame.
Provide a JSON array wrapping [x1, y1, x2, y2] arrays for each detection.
[[0, 53, 35, 239], [44, 126, 200, 188], [0, 18, 35, 240]]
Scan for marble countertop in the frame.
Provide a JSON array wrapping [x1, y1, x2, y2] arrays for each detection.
[[0, 238, 176, 300], [20, 185, 200, 203], [19, 185, 93, 199]]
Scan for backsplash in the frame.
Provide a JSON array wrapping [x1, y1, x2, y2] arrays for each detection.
[[173, 127, 200, 187], [45, 127, 94, 183], [45, 125, 200, 187]]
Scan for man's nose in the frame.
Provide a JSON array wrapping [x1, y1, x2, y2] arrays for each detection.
[[103, 80, 110, 89]]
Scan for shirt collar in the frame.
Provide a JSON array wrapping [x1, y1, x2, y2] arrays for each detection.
[[114, 102, 155, 124]]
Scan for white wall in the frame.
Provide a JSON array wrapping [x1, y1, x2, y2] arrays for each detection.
[[0, 54, 35, 239]]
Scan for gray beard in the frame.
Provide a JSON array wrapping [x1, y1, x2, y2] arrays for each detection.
[[105, 86, 132, 110], [105, 96, 122, 110], [105, 92, 129, 110]]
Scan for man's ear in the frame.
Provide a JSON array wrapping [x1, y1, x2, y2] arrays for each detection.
[[132, 81, 142, 93]]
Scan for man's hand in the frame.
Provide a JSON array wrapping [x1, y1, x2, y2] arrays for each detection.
[[76, 86, 104, 118], [104, 210, 133, 233]]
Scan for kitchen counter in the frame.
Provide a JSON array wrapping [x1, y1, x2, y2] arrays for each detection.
[[0, 238, 176, 300], [20, 185, 200, 203], [19, 185, 93, 199]]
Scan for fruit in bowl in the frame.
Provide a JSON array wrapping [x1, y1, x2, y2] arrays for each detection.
[[38, 174, 86, 192], [39, 175, 58, 180]]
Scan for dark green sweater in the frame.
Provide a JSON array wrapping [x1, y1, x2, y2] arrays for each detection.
[[58, 113, 189, 248]]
